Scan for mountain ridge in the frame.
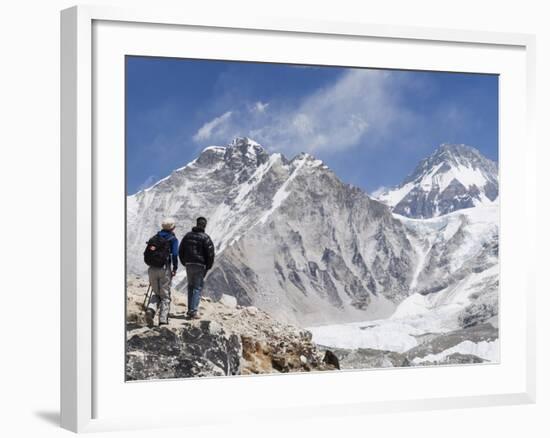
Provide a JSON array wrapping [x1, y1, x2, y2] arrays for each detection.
[[127, 137, 416, 325], [127, 137, 498, 330], [375, 143, 498, 218]]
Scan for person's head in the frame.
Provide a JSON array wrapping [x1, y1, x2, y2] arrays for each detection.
[[161, 218, 176, 231], [196, 217, 207, 230]]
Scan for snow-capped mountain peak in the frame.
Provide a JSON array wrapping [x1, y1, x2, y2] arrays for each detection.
[[376, 143, 498, 218], [127, 137, 420, 324], [197, 137, 270, 169]]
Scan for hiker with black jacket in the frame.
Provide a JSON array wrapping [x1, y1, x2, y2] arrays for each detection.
[[179, 217, 215, 319], [143, 218, 179, 327]]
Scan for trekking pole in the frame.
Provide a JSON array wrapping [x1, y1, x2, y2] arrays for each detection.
[[142, 284, 152, 312]]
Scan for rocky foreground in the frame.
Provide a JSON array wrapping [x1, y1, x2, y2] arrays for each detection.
[[126, 277, 339, 380]]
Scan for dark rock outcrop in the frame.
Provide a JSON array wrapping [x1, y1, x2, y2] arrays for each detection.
[[126, 321, 242, 380], [323, 350, 341, 370]]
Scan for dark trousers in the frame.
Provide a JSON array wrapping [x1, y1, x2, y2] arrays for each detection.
[[186, 264, 206, 314]]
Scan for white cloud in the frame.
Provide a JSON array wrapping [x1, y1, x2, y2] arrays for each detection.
[[191, 69, 414, 156], [370, 185, 389, 199], [137, 175, 157, 192], [253, 101, 269, 113], [192, 111, 233, 142], [292, 113, 314, 135]]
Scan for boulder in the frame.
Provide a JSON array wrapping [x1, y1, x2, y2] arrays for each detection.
[[219, 294, 238, 308], [126, 323, 241, 380]]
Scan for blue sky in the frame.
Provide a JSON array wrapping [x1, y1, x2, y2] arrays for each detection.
[[126, 56, 498, 195]]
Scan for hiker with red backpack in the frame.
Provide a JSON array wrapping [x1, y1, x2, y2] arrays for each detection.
[[143, 218, 179, 327]]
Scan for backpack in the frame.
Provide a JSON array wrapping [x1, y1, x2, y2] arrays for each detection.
[[144, 233, 174, 268]]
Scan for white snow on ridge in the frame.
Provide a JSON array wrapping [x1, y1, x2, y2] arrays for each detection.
[[308, 319, 419, 352], [308, 306, 459, 353], [231, 137, 261, 148], [202, 145, 226, 154], [397, 202, 498, 294], [189, 151, 312, 253], [436, 163, 488, 192], [375, 154, 496, 212], [376, 181, 415, 207], [131, 158, 198, 195], [233, 154, 279, 205], [256, 155, 308, 225], [412, 340, 499, 364], [418, 162, 444, 191], [395, 201, 498, 226], [392, 264, 498, 320]]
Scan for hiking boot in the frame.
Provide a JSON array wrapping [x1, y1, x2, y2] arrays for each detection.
[[145, 309, 155, 327], [158, 319, 169, 326], [187, 312, 200, 320]]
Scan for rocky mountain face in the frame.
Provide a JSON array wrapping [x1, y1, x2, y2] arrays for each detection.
[[126, 278, 338, 379], [400, 203, 498, 295], [128, 137, 417, 326], [203, 151, 419, 325], [127, 137, 499, 371], [376, 144, 498, 219], [308, 203, 499, 366]]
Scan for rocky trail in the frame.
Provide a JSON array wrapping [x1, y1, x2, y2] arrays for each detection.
[[126, 277, 339, 380]]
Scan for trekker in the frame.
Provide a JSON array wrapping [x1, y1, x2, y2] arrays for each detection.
[[178, 217, 215, 319], [143, 218, 179, 327]]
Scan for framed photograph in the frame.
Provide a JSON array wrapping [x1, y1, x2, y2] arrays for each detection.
[[61, 5, 536, 433]]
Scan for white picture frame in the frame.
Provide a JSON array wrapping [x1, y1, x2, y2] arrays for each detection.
[[60, 4, 537, 433]]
